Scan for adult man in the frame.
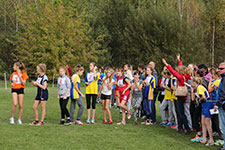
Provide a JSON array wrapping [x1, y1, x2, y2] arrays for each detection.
[[214, 62, 225, 150], [149, 61, 158, 123]]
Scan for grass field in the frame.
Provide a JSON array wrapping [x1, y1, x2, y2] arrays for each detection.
[[0, 85, 215, 150]]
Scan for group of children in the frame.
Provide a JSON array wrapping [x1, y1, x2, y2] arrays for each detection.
[[9, 55, 224, 147]]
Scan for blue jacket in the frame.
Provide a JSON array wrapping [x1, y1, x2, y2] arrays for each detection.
[[216, 73, 225, 107]]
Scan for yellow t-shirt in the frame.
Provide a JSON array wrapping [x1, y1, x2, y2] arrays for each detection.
[[147, 75, 156, 100], [197, 85, 209, 99], [84, 72, 98, 94], [71, 74, 81, 99]]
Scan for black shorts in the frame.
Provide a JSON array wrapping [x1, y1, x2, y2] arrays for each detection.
[[101, 94, 111, 100], [11, 88, 24, 95]]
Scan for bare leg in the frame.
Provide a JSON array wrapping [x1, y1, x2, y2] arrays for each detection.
[[120, 100, 128, 111], [11, 93, 18, 118], [18, 94, 24, 119], [105, 100, 112, 121], [201, 115, 207, 140], [40, 101, 46, 122], [205, 118, 214, 141], [92, 109, 96, 119], [33, 101, 40, 120], [102, 100, 107, 121]]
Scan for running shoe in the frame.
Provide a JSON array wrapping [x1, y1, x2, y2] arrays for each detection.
[[103, 120, 108, 124], [58, 120, 64, 125], [17, 119, 22, 125], [215, 139, 224, 146], [64, 120, 71, 125], [165, 123, 172, 127], [114, 107, 120, 110], [205, 140, 214, 146], [91, 119, 95, 124], [29, 120, 39, 126], [146, 121, 152, 126], [127, 114, 131, 119], [141, 116, 146, 120], [117, 121, 126, 125], [75, 120, 84, 126], [171, 125, 177, 129], [191, 135, 201, 142], [36, 121, 44, 126], [10, 117, 15, 125], [108, 120, 113, 124], [86, 119, 91, 124], [158, 122, 167, 126], [200, 138, 207, 144]]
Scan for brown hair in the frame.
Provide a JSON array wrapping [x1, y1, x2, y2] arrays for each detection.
[[59, 66, 69, 76], [146, 65, 154, 75], [37, 63, 46, 73], [76, 64, 84, 72], [14, 62, 26, 72], [90, 62, 96, 67], [193, 77, 202, 85], [210, 68, 220, 77], [103, 68, 114, 83]]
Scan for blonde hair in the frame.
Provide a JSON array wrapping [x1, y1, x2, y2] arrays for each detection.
[[177, 65, 187, 75], [59, 66, 69, 76], [37, 63, 46, 73]]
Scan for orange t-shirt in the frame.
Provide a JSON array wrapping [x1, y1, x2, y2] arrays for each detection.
[[10, 72, 29, 89]]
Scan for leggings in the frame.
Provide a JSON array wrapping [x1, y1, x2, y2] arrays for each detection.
[[192, 104, 202, 132], [59, 98, 70, 119], [86, 94, 97, 109]]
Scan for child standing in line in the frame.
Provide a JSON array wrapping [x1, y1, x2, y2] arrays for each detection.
[[192, 77, 214, 146], [84, 62, 98, 124], [70, 65, 85, 126], [98, 68, 116, 124], [57, 66, 71, 125], [116, 68, 131, 125], [143, 66, 156, 125], [131, 71, 143, 125], [10, 62, 29, 125], [159, 71, 173, 127], [30, 63, 48, 126], [97, 67, 105, 104]]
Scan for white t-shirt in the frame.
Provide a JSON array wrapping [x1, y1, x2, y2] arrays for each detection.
[[101, 77, 115, 95]]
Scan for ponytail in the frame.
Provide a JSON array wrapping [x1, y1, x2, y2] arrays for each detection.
[[14, 62, 26, 72]]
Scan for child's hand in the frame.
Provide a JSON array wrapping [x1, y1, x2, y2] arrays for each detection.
[[98, 93, 101, 98], [81, 93, 85, 98], [85, 82, 90, 86], [214, 105, 218, 112], [148, 97, 153, 101], [57, 95, 60, 100], [32, 81, 37, 86], [11, 83, 14, 87]]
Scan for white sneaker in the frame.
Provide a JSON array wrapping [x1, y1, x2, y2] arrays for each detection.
[[91, 119, 95, 124], [17, 119, 22, 125], [86, 119, 91, 124], [10, 117, 15, 125]]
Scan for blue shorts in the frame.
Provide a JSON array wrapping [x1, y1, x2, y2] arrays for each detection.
[[201, 102, 214, 118]]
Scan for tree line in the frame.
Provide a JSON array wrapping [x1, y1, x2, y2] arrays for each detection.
[[0, 0, 224, 80]]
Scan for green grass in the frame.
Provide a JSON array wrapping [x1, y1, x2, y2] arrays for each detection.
[[0, 86, 215, 150]]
